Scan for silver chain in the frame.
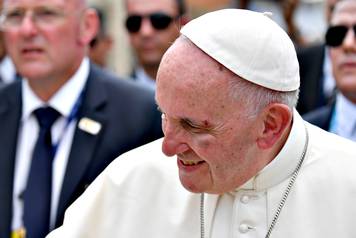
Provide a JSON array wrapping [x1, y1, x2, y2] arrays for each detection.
[[200, 125, 309, 238]]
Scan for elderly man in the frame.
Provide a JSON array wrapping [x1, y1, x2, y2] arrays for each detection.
[[304, 0, 356, 141], [47, 7, 356, 238], [0, 0, 162, 237]]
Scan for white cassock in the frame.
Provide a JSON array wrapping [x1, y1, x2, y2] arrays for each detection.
[[47, 111, 356, 238]]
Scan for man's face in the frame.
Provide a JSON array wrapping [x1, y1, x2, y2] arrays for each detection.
[[156, 40, 263, 194], [3, 0, 85, 81], [329, 1, 356, 102], [125, 0, 181, 70]]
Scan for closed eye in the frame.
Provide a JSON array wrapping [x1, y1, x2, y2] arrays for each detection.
[[180, 119, 205, 133]]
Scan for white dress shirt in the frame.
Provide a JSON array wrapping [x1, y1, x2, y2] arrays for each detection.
[[330, 93, 356, 141], [323, 48, 336, 99], [134, 67, 156, 91], [12, 58, 90, 231]]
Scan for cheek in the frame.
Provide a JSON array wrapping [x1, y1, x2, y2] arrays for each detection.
[[158, 31, 177, 48], [4, 33, 17, 49], [330, 49, 342, 71], [195, 135, 211, 148], [129, 35, 139, 46]]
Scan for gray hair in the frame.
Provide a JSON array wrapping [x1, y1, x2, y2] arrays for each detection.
[[227, 75, 299, 117]]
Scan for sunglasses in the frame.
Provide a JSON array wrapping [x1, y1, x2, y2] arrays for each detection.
[[325, 24, 356, 47], [125, 12, 177, 33]]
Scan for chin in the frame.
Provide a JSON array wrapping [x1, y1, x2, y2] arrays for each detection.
[[180, 179, 215, 194], [179, 179, 202, 194], [20, 66, 51, 80]]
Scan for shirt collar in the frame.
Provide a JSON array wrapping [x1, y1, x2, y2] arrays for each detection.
[[135, 67, 156, 90], [236, 109, 307, 191], [323, 47, 336, 98], [334, 93, 356, 138], [22, 57, 90, 121]]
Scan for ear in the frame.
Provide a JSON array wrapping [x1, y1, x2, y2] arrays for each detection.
[[78, 8, 99, 46], [256, 103, 292, 149]]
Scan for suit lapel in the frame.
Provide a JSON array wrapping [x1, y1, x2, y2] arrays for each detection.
[[55, 65, 107, 226], [0, 82, 22, 237], [308, 45, 325, 108]]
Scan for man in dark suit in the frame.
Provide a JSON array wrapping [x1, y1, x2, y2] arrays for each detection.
[[296, 0, 339, 115], [304, 0, 356, 142], [297, 43, 334, 115], [0, 0, 162, 237]]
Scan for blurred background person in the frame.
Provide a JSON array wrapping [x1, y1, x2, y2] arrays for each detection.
[[304, 0, 356, 141], [88, 6, 114, 68], [0, 30, 17, 84], [0, 0, 162, 237], [0, 0, 17, 84], [297, 0, 339, 115], [124, 0, 189, 90]]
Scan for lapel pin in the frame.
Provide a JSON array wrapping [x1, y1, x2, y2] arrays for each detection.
[[78, 117, 102, 135]]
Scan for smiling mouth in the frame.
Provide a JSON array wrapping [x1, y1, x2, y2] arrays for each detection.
[[180, 160, 205, 166]]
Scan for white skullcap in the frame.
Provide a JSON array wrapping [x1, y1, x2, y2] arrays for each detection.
[[180, 9, 300, 92]]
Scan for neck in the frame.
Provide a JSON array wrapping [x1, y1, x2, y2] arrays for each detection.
[[28, 78, 67, 102], [142, 65, 158, 81], [27, 58, 83, 102]]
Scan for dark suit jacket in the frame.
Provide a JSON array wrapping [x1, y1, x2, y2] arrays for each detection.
[[297, 43, 330, 115], [303, 104, 334, 131], [0, 64, 163, 237]]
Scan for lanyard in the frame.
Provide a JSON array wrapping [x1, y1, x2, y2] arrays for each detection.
[[51, 90, 84, 156]]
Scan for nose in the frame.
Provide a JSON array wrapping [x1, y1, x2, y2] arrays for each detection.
[[342, 27, 356, 52], [161, 120, 189, 157], [19, 12, 39, 36], [139, 18, 155, 36]]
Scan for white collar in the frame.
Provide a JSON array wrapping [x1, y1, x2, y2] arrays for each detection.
[[323, 47, 336, 98], [135, 67, 156, 90], [334, 93, 356, 138], [22, 57, 90, 121], [236, 109, 307, 191]]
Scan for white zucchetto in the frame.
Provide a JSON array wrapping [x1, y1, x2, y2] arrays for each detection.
[[180, 9, 300, 92]]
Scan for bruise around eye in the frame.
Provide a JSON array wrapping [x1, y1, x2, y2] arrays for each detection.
[[180, 119, 212, 134]]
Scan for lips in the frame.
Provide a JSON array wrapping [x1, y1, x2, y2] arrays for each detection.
[[22, 48, 43, 54]]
